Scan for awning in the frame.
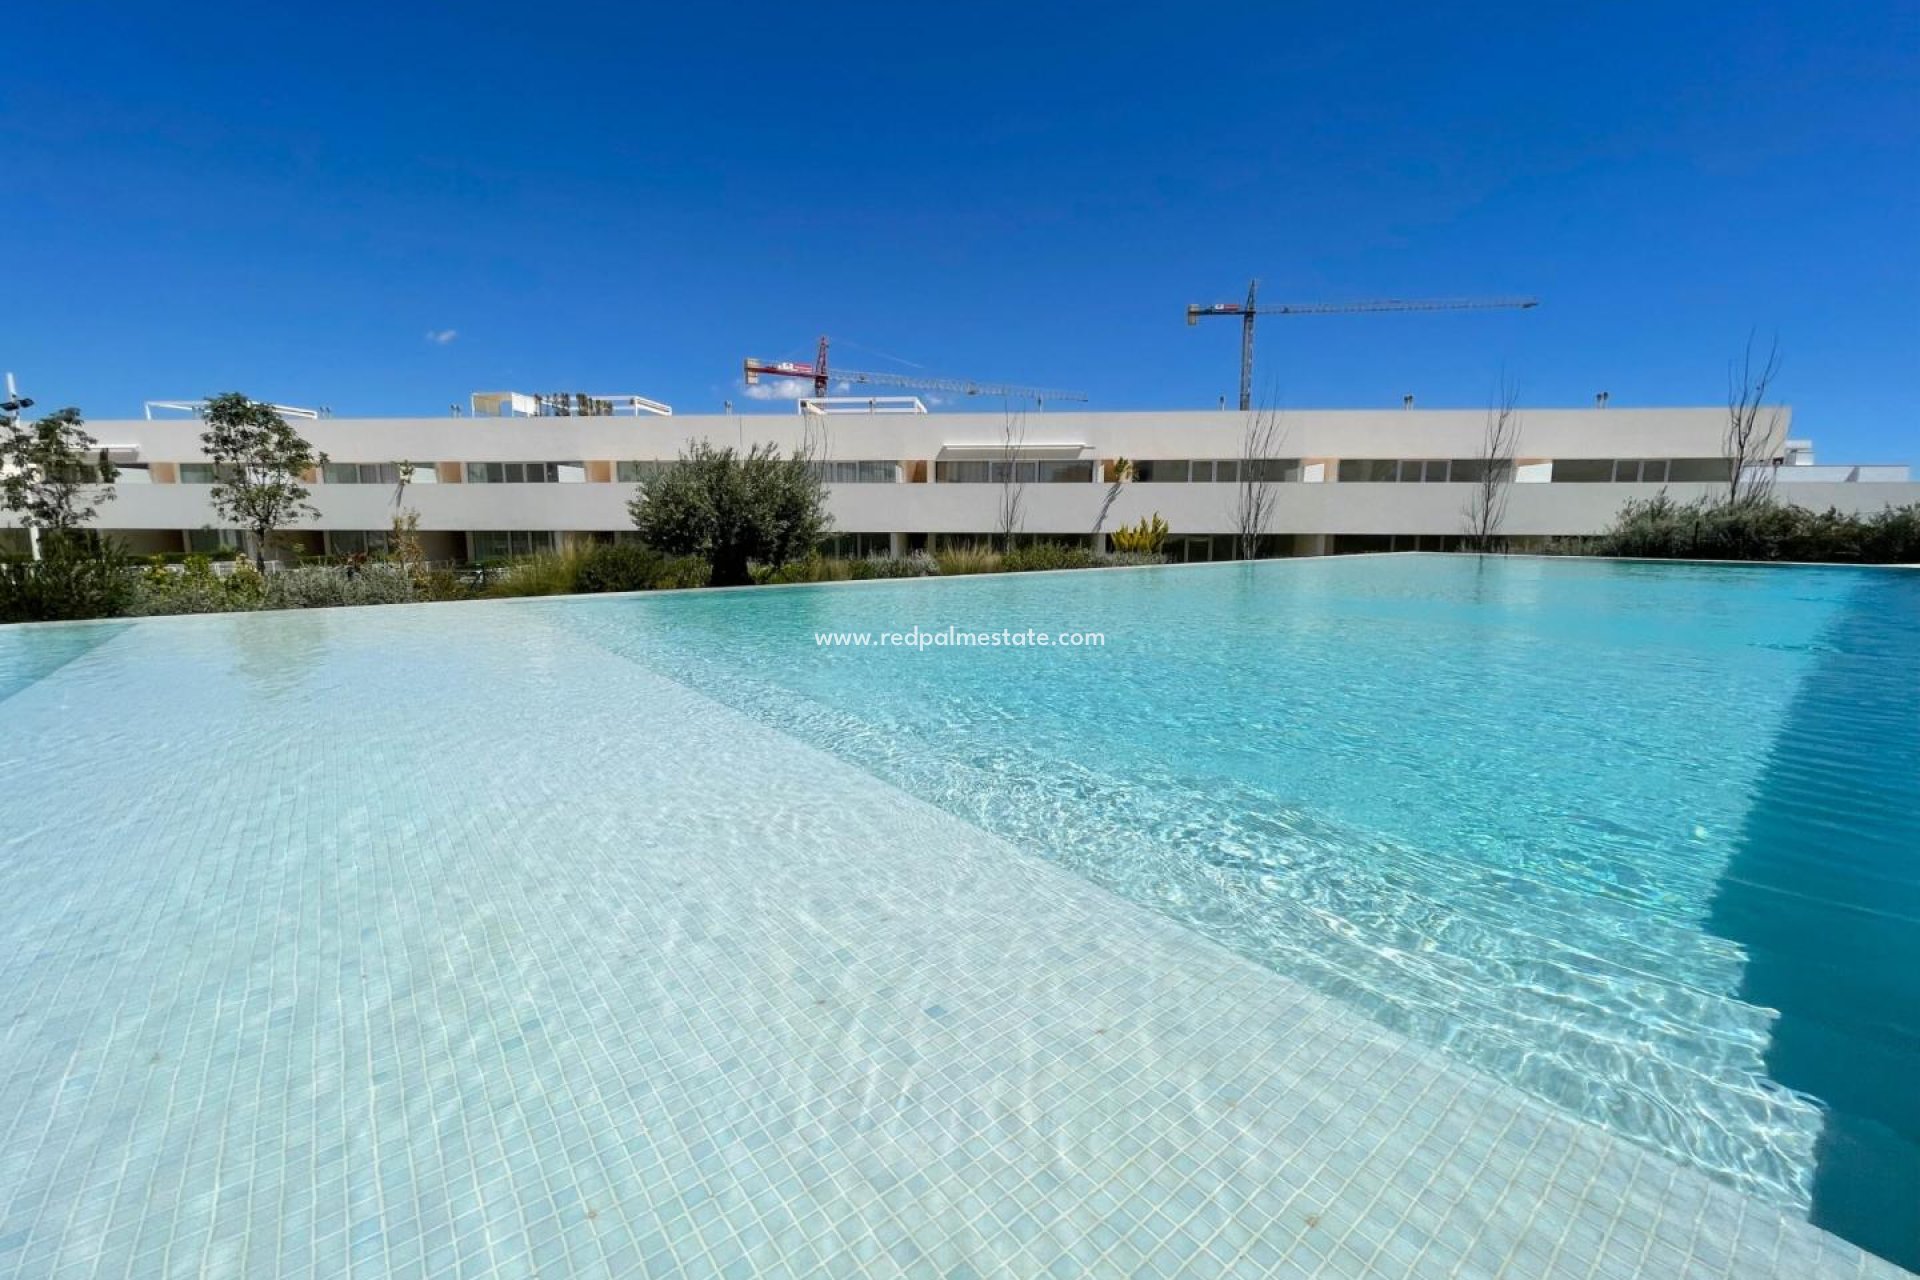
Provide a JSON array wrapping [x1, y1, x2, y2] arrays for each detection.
[[935, 442, 1089, 459]]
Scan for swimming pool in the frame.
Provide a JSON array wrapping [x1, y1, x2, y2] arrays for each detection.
[[0, 554, 1913, 1276]]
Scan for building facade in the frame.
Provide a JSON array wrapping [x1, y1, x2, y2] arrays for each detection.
[[6, 405, 1915, 562]]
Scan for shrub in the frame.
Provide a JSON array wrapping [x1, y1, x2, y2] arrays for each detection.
[[127, 554, 266, 616], [0, 543, 135, 623], [1110, 514, 1169, 554], [760, 557, 855, 585], [263, 563, 417, 610], [1003, 543, 1098, 573], [1861, 504, 1920, 563], [652, 556, 712, 590], [849, 551, 941, 580], [1583, 496, 1920, 563], [143, 549, 241, 564], [417, 569, 479, 603], [485, 543, 596, 598], [574, 542, 669, 594], [934, 543, 1003, 576], [1095, 551, 1169, 568]]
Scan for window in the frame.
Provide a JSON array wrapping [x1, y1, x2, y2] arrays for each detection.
[[617, 460, 674, 483], [1246, 459, 1297, 483], [1333, 533, 1467, 553], [187, 528, 244, 552], [1338, 458, 1491, 482], [327, 530, 392, 555], [1461, 459, 1521, 483], [469, 530, 557, 560], [1136, 459, 1191, 483], [323, 463, 403, 485], [1553, 458, 1708, 483], [934, 460, 989, 483], [47, 459, 132, 484], [819, 532, 894, 557], [1337, 459, 1398, 482], [935, 459, 1089, 483], [1604, 459, 1676, 483], [1668, 458, 1727, 483], [803, 460, 902, 484], [465, 462, 584, 483], [322, 462, 433, 484], [179, 463, 241, 484], [1136, 458, 1273, 482], [1550, 459, 1616, 483]]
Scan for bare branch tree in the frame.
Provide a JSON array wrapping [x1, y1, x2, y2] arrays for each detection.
[[1233, 405, 1286, 560], [796, 410, 830, 469], [389, 460, 424, 576], [1092, 456, 1133, 546], [996, 407, 1027, 553], [1724, 333, 1784, 506], [1462, 376, 1521, 553]]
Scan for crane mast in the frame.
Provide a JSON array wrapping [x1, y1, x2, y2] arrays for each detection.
[[1187, 281, 1540, 411], [743, 337, 1086, 407]]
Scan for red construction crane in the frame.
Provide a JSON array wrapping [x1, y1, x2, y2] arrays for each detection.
[[1187, 280, 1540, 411], [742, 337, 1087, 407]]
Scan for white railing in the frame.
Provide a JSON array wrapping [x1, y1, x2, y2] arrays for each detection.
[[145, 400, 322, 420], [798, 396, 928, 416]]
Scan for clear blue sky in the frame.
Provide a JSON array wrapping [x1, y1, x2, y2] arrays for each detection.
[[4, 2, 1915, 461]]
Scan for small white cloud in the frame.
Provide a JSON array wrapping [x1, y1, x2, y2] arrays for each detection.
[[425, 329, 458, 345], [742, 379, 807, 400], [923, 394, 946, 407]]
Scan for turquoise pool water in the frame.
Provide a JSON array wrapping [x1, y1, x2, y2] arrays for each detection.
[[0, 554, 1914, 1275], [545, 555, 1919, 1267]]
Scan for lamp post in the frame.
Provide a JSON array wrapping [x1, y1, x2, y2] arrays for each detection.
[[1, 373, 39, 560]]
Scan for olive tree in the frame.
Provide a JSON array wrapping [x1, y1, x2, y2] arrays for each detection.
[[1, 406, 119, 555], [628, 440, 829, 586], [200, 393, 329, 569]]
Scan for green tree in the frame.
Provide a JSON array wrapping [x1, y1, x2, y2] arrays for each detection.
[[1, 406, 118, 553], [627, 441, 829, 586], [199, 393, 328, 569], [0, 543, 133, 623]]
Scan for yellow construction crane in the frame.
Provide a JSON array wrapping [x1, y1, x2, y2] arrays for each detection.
[[1187, 280, 1539, 410]]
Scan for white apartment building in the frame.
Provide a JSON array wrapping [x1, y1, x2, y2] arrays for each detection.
[[7, 400, 1914, 562]]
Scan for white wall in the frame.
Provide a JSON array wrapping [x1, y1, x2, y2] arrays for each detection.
[[70, 405, 1754, 465], [52, 474, 1920, 539], [12, 405, 1915, 543]]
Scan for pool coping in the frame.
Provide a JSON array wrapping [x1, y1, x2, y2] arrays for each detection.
[[2, 549, 1915, 634]]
